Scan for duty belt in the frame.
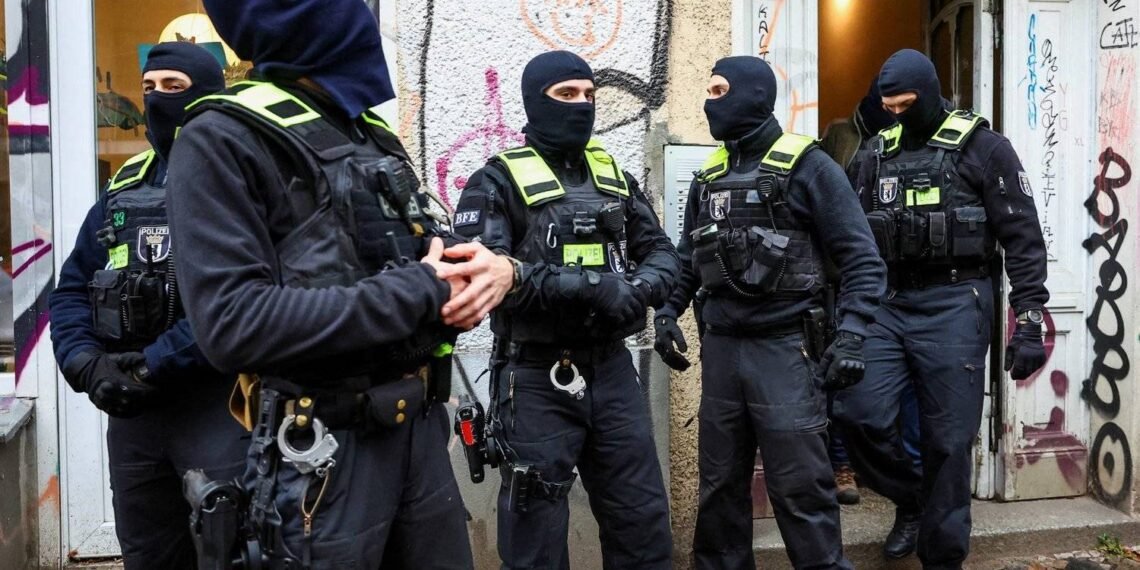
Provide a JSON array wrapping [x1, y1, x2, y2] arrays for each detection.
[[890, 264, 989, 290], [507, 340, 625, 366], [704, 319, 804, 338]]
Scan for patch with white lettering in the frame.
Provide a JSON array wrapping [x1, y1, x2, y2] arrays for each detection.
[[454, 209, 482, 227], [136, 225, 170, 263], [710, 191, 731, 220], [878, 177, 899, 204]]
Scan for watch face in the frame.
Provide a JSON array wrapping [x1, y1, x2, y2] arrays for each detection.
[[1026, 310, 1044, 324]]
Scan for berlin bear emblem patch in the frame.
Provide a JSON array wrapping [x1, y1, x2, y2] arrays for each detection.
[[136, 225, 171, 263], [878, 177, 899, 204], [710, 190, 731, 220]]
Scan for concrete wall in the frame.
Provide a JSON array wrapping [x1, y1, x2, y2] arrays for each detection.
[[0, 399, 38, 569]]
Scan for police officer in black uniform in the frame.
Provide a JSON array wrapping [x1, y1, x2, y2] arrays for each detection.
[[49, 42, 245, 569], [653, 56, 885, 570], [832, 49, 1049, 567], [166, 1, 509, 567], [452, 50, 678, 569]]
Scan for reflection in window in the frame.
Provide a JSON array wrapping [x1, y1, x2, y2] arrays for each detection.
[[95, 2, 246, 188]]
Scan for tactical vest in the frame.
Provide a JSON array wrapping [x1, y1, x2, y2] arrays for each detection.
[[88, 149, 179, 350], [491, 141, 635, 343], [185, 81, 450, 377], [690, 132, 825, 300], [865, 110, 995, 266]]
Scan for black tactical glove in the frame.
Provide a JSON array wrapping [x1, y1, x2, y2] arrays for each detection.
[[653, 314, 690, 371], [588, 273, 648, 328], [818, 331, 865, 391], [109, 351, 153, 385], [1005, 321, 1046, 380], [64, 349, 157, 418]]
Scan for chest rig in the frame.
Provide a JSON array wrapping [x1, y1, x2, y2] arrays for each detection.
[[187, 81, 451, 377], [691, 132, 824, 299], [89, 150, 180, 350], [866, 110, 994, 268], [493, 141, 632, 342]]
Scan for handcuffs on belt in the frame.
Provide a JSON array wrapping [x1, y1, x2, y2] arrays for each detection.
[[550, 350, 587, 400], [277, 414, 339, 476]]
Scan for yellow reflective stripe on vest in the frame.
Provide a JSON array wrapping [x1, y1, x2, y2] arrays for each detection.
[[362, 107, 397, 136], [108, 149, 156, 192], [585, 140, 628, 197], [190, 81, 322, 128], [761, 133, 815, 173], [930, 110, 983, 148], [497, 147, 566, 206], [699, 146, 730, 182], [880, 123, 902, 155]]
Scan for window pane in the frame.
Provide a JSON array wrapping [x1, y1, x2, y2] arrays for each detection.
[[931, 21, 955, 103], [94, 2, 247, 188], [956, 5, 975, 110]]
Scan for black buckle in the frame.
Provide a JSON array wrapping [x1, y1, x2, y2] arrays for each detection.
[[572, 211, 597, 237]]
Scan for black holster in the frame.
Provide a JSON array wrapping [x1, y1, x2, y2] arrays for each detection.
[[802, 307, 832, 360], [185, 470, 265, 570]]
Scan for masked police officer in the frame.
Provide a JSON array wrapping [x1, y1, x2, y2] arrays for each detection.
[[653, 56, 884, 569], [832, 49, 1049, 567], [452, 50, 678, 569], [166, 1, 512, 567], [49, 42, 245, 569]]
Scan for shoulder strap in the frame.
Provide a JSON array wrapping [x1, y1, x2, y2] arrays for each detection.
[[108, 149, 157, 193], [928, 110, 988, 150], [759, 132, 817, 175], [697, 146, 729, 182], [494, 146, 565, 207], [584, 139, 629, 198], [876, 123, 903, 158]]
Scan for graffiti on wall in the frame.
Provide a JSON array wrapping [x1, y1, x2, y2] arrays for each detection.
[[754, 0, 817, 133], [397, 0, 671, 211], [1082, 146, 1133, 507], [8, 0, 53, 388]]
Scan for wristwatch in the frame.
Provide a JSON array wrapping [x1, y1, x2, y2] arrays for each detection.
[[506, 256, 523, 296], [1017, 309, 1044, 325]]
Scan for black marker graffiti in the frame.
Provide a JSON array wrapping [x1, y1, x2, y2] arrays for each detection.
[[1082, 147, 1133, 508]]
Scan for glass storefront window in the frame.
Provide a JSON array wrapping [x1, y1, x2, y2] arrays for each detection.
[[94, 1, 246, 187]]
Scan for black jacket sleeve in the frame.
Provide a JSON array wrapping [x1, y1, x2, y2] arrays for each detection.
[[659, 179, 703, 320], [623, 174, 680, 307], [166, 112, 451, 373], [960, 130, 1049, 313], [786, 151, 886, 337], [48, 202, 107, 379]]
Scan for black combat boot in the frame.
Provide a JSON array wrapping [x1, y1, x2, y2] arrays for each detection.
[[883, 506, 921, 559]]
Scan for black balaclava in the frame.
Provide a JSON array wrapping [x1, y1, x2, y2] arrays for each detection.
[[203, 0, 394, 119], [853, 75, 895, 140], [521, 50, 595, 154], [704, 56, 777, 142], [878, 49, 945, 138], [142, 42, 224, 162]]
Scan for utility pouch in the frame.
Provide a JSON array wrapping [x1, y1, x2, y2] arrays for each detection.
[[928, 212, 949, 259], [691, 223, 726, 290], [803, 307, 829, 360], [363, 374, 425, 431], [741, 226, 789, 291], [126, 271, 168, 340], [898, 210, 929, 260], [865, 211, 899, 263], [90, 269, 128, 341], [951, 206, 990, 258], [505, 464, 536, 513]]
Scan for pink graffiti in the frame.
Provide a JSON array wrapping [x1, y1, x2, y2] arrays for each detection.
[[433, 68, 525, 208], [1018, 406, 1087, 490], [12, 239, 52, 278]]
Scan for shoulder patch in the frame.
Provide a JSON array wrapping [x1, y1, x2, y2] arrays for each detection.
[[1018, 171, 1033, 198], [454, 209, 482, 227]]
